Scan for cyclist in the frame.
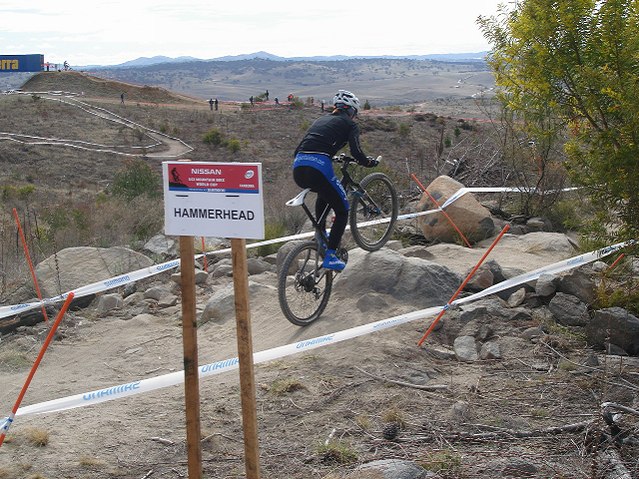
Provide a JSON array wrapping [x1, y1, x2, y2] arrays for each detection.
[[292, 90, 379, 271]]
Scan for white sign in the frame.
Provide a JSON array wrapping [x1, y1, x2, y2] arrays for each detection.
[[162, 161, 264, 239]]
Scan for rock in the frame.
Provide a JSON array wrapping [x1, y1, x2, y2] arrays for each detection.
[[35, 246, 154, 298], [480, 341, 501, 359], [422, 232, 575, 278], [453, 335, 478, 362], [463, 264, 494, 292], [200, 281, 276, 325], [585, 307, 639, 355], [450, 400, 472, 423], [535, 273, 557, 297], [96, 293, 123, 314], [558, 269, 596, 304], [397, 245, 435, 260], [357, 293, 390, 313], [506, 288, 526, 307], [144, 285, 171, 301], [350, 459, 434, 479], [548, 293, 589, 326], [416, 175, 494, 244], [335, 248, 460, 309], [143, 234, 177, 257], [424, 345, 456, 360], [502, 459, 539, 477], [194, 269, 209, 284], [526, 217, 551, 232], [247, 257, 273, 275], [211, 259, 233, 278]]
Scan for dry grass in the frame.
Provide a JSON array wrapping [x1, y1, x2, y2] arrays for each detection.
[[22, 427, 49, 447], [0, 348, 31, 371]]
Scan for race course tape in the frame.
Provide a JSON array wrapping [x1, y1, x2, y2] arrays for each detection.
[[10, 239, 633, 419], [0, 186, 579, 322]]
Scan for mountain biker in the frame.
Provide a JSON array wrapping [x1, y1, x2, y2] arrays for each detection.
[[292, 89, 379, 271]]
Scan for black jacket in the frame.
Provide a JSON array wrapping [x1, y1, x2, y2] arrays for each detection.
[[294, 110, 368, 164]]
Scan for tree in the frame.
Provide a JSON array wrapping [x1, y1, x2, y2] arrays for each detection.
[[478, 0, 639, 242]]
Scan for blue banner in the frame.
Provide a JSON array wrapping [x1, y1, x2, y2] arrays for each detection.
[[0, 54, 44, 73]]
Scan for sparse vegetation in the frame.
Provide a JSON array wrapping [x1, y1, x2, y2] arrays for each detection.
[[78, 456, 106, 468], [268, 377, 306, 396], [419, 449, 462, 476], [110, 159, 161, 200], [0, 348, 31, 370], [316, 440, 358, 464]]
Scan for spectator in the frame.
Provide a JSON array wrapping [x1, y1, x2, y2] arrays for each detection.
[[209, 98, 214, 110]]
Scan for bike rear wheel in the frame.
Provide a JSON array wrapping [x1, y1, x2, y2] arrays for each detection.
[[278, 241, 333, 326], [349, 172, 398, 251]]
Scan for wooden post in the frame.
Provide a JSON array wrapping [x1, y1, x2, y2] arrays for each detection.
[[231, 238, 261, 479], [179, 236, 202, 479]]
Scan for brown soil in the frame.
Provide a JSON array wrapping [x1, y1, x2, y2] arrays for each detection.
[[1, 255, 638, 478]]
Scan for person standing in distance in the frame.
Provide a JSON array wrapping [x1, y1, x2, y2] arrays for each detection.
[[292, 90, 379, 271]]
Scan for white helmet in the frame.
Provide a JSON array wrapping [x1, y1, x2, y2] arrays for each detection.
[[333, 90, 361, 113]]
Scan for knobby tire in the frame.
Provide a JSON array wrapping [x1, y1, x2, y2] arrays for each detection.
[[278, 241, 333, 326], [349, 172, 398, 251]]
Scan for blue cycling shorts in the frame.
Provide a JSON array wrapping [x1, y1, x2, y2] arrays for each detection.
[[293, 153, 348, 211]]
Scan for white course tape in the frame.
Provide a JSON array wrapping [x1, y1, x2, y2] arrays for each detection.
[[0, 186, 580, 321], [0, 413, 13, 434], [0, 259, 182, 320], [11, 239, 633, 418], [453, 240, 632, 306]]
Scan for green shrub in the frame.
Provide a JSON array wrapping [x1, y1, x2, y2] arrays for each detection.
[[110, 159, 161, 200], [203, 128, 224, 145], [227, 138, 241, 153], [398, 123, 411, 138]]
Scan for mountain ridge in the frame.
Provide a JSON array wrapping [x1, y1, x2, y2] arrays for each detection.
[[80, 50, 489, 69]]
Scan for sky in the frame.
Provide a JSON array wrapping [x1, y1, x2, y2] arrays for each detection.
[[1, 1, 508, 67]]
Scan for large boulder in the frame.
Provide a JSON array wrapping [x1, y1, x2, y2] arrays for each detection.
[[35, 246, 154, 297], [585, 307, 639, 355], [334, 247, 460, 309], [416, 175, 494, 244]]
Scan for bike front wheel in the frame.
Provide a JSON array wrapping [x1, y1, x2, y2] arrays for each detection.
[[349, 172, 398, 251], [278, 241, 333, 326]]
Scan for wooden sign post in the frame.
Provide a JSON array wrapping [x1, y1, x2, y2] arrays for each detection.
[[179, 236, 202, 478], [232, 238, 261, 478]]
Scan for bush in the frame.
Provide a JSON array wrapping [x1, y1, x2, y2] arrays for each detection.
[[227, 138, 241, 153], [203, 128, 224, 145], [110, 159, 161, 200]]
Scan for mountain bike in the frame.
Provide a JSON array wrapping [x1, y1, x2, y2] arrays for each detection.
[[277, 154, 398, 326]]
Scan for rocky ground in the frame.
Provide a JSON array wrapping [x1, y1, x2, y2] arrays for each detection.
[[1, 226, 638, 479]]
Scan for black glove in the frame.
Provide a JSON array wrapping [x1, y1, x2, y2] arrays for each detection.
[[365, 156, 380, 168]]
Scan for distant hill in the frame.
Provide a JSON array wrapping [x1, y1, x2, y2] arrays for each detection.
[[20, 71, 201, 104], [83, 51, 489, 69], [82, 56, 495, 106]]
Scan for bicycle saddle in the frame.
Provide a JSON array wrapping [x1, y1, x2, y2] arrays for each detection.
[[286, 188, 311, 207]]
